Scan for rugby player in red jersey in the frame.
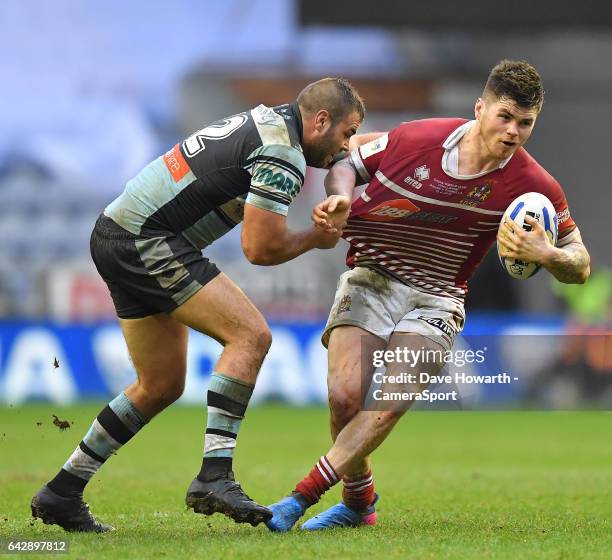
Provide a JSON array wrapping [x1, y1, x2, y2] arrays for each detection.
[[266, 60, 590, 531]]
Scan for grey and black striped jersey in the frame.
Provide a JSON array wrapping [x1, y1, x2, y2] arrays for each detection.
[[104, 103, 306, 250]]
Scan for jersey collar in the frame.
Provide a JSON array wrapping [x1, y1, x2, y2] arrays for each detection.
[[442, 120, 514, 181], [290, 102, 304, 143], [442, 120, 513, 179]]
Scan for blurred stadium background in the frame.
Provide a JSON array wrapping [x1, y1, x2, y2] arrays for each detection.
[[0, 0, 611, 409]]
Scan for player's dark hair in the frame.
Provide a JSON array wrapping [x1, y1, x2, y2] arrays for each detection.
[[297, 77, 365, 123], [484, 60, 544, 111]]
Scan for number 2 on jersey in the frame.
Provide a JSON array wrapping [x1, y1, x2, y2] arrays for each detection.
[[183, 114, 248, 157]]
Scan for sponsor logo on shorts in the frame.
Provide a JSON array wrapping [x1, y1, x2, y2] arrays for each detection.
[[417, 316, 456, 338], [364, 199, 420, 222]]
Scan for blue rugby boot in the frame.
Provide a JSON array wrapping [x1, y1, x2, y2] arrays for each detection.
[[301, 494, 379, 530], [265, 494, 308, 532]]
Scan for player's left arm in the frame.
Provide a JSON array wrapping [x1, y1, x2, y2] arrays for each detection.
[[314, 158, 358, 232], [348, 131, 387, 152], [498, 217, 590, 284]]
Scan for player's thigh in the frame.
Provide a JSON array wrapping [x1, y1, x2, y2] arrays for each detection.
[[171, 272, 270, 349], [327, 325, 386, 415], [119, 313, 189, 384], [372, 331, 446, 414]]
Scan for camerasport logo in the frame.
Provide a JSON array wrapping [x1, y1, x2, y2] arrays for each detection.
[[364, 199, 420, 222]]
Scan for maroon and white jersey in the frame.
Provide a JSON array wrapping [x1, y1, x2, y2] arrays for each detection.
[[343, 118, 579, 303]]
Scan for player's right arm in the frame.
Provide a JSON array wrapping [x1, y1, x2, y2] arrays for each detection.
[[241, 205, 340, 265], [242, 143, 340, 265], [498, 172, 590, 284]]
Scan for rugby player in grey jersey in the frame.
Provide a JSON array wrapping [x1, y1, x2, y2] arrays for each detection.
[[31, 78, 364, 531]]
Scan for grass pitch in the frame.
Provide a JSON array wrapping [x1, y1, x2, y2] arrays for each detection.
[[0, 404, 610, 559]]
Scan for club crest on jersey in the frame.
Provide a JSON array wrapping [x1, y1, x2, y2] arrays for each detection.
[[460, 183, 492, 207], [364, 199, 420, 222]]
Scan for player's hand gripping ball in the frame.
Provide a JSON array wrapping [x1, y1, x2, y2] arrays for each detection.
[[497, 192, 558, 279]]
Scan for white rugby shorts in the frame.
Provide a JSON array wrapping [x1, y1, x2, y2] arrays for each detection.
[[322, 267, 465, 351]]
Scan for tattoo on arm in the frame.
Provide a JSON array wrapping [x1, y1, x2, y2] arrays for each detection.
[[545, 240, 591, 284]]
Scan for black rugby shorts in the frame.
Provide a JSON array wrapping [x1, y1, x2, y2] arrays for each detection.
[[90, 215, 220, 319]]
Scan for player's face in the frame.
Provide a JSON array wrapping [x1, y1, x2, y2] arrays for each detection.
[[305, 111, 361, 168], [476, 96, 538, 160]]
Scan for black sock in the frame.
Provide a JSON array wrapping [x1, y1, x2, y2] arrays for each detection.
[[198, 457, 232, 481], [48, 469, 87, 497]]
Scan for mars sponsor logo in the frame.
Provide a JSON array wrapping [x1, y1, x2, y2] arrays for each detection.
[[365, 199, 420, 221], [252, 167, 299, 196], [418, 316, 456, 338], [556, 208, 570, 225], [460, 183, 492, 207]]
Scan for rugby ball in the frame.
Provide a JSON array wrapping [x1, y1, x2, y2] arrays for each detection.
[[497, 192, 558, 279]]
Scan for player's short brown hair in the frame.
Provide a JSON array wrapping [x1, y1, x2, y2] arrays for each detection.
[[484, 60, 545, 112], [297, 77, 365, 123]]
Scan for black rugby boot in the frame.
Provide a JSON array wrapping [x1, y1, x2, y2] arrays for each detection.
[[31, 485, 114, 533], [186, 472, 272, 526]]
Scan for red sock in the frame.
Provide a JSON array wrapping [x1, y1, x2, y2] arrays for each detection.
[[295, 456, 339, 505], [343, 470, 375, 512]]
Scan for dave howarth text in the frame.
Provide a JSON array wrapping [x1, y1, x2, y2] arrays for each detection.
[[373, 372, 513, 384]]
